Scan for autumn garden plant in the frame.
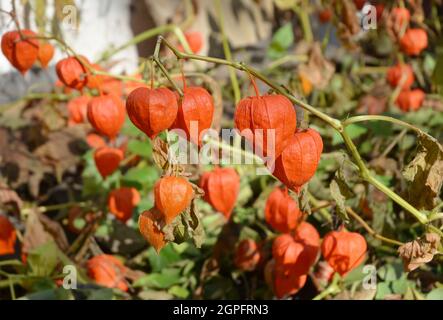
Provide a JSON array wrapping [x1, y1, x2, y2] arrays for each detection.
[[0, 0, 443, 300]]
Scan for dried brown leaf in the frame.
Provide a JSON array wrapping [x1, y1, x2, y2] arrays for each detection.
[[398, 233, 441, 272], [298, 43, 335, 90], [402, 133, 443, 210]]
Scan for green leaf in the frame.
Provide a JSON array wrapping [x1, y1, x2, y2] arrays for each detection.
[[147, 245, 181, 272], [168, 285, 189, 298], [375, 282, 392, 300], [267, 23, 294, 59], [127, 139, 152, 158], [427, 288, 443, 300], [122, 166, 159, 189], [27, 241, 58, 277], [332, 124, 367, 145], [134, 272, 181, 289]]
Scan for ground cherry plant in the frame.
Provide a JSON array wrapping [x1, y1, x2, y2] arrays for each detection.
[[0, 1, 443, 301]]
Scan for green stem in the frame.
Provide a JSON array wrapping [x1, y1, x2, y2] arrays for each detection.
[[214, 0, 241, 103], [367, 174, 428, 224], [97, 25, 192, 64], [152, 38, 184, 96], [294, 1, 314, 43], [153, 35, 439, 227], [344, 115, 422, 134]]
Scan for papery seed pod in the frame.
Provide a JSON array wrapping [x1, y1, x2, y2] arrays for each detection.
[[375, 3, 385, 20], [87, 254, 128, 291], [67, 95, 90, 125], [274, 268, 307, 299], [395, 89, 425, 112], [273, 128, 323, 193], [386, 64, 414, 90], [108, 187, 141, 222], [154, 176, 194, 224], [321, 229, 367, 276], [94, 146, 124, 178], [56, 56, 89, 90], [102, 77, 124, 98], [178, 31, 203, 54], [400, 28, 428, 56], [234, 239, 261, 271], [86, 133, 106, 149], [124, 74, 146, 96], [272, 222, 320, 276], [85, 63, 106, 90], [138, 209, 166, 253], [353, 0, 365, 10], [234, 86, 296, 158], [265, 187, 301, 233], [173, 87, 214, 145], [0, 216, 16, 256], [126, 87, 178, 139], [390, 7, 410, 31], [1, 29, 39, 75], [87, 94, 126, 139], [37, 42, 55, 69], [318, 8, 332, 23], [200, 167, 240, 220]]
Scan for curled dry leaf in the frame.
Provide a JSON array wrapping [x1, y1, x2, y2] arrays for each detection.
[[402, 133, 443, 210], [335, 0, 361, 50], [398, 233, 441, 272], [0, 182, 23, 211], [298, 43, 335, 90]]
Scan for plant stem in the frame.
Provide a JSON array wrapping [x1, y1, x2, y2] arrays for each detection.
[[153, 35, 439, 228], [294, 1, 314, 43], [214, 0, 241, 104], [344, 115, 422, 134], [346, 207, 404, 246]]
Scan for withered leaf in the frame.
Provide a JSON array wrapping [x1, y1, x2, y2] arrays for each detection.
[[34, 125, 87, 182], [298, 43, 335, 90], [398, 233, 441, 272], [152, 137, 169, 170], [402, 133, 443, 210], [22, 208, 55, 256], [0, 182, 23, 210]]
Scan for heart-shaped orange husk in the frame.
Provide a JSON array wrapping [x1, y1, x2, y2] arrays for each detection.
[[67, 95, 90, 125], [386, 63, 414, 90], [126, 87, 178, 139], [154, 176, 194, 224], [400, 28, 428, 56], [37, 42, 55, 68], [200, 167, 240, 220], [274, 267, 307, 299], [107, 187, 141, 222], [235, 93, 296, 159], [56, 56, 89, 90], [321, 229, 367, 276], [234, 239, 261, 271], [0, 216, 17, 255], [87, 94, 126, 139], [86, 254, 128, 291], [172, 87, 214, 145], [395, 89, 425, 112], [138, 209, 166, 253], [1, 30, 39, 75], [272, 222, 320, 276], [273, 128, 323, 193], [94, 146, 124, 178], [265, 187, 301, 233]]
